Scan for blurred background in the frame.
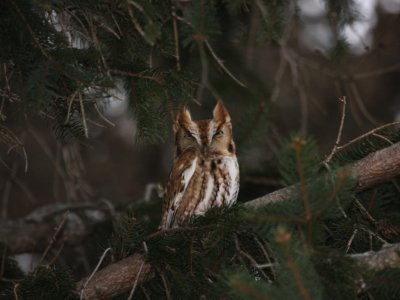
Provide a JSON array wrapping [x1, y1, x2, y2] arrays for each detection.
[[0, 0, 399, 277]]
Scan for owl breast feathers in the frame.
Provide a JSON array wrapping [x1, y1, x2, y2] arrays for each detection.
[[160, 101, 239, 229]]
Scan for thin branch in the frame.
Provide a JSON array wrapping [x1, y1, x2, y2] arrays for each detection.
[[94, 103, 115, 127], [80, 247, 112, 300], [36, 211, 69, 272], [127, 261, 145, 300], [79, 93, 89, 138], [324, 96, 347, 164], [353, 197, 377, 225], [371, 133, 393, 145], [335, 121, 400, 155], [127, 5, 154, 46], [110, 69, 165, 84], [171, 6, 181, 72], [156, 267, 172, 300], [204, 40, 246, 87], [345, 229, 358, 253], [64, 88, 80, 124]]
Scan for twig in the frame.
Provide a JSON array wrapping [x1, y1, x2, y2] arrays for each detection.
[[324, 96, 347, 164], [345, 229, 358, 253], [204, 40, 246, 87], [94, 103, 115, 126], [127, 5, 154, 46], [253, 235, 276, 278], [48, 239, 66, 266], [353, 197, 377, 225], [36, 211, 69, 271], [371, 133, 393, 145], [171, 6, 181, 71], [13, 283, 19, 300], [127, 261, 145, 300], [0, 124, 28, 173], [110, 69, 165, 84], [79, 93, 89, 138], [80, 247, 112, 300], [156, 267, 171, 300], [359, 228, 389, 245], [64, 88, 80, 124], [334, 121, 400, 155]]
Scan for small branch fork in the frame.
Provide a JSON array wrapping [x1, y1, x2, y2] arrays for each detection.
[[324, 96, 347, 164], [35, 211, 70, 273]]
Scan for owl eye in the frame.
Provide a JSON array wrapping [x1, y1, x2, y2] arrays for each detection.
[[213, 130, 224, 138]]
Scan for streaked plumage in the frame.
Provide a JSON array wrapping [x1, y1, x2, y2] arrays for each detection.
[[160, 101, 239, 229]]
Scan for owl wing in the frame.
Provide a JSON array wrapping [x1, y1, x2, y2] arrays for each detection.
[[160, 152, 198, 229]]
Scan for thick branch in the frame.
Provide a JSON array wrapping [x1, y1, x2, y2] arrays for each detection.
[[351, 243, 400, 271], [247, 142, 400, 208], [77, 254, 153, 300]]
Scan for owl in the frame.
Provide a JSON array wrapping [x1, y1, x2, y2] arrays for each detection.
[[160, 101, 239, 229]]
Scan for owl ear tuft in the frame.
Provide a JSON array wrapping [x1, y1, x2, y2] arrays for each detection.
[[173, 107, 193, 132], [213, 101, 231, 124]]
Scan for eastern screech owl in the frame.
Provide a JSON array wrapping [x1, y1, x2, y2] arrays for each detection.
[[160, 101, 239, 229]]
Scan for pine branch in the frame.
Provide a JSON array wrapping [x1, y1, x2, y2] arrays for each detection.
[[1, 143, 399, 298], [74, 142, 400, 299]]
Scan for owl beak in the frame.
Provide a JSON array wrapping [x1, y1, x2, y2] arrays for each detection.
[[200, 145, 209, 155]]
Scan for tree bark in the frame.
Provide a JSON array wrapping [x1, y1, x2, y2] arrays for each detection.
[[351, 243, 400, 271], [77, 254, 153, 300]]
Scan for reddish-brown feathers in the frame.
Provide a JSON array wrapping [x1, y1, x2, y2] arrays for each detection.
[[160, 101, 239, 228]]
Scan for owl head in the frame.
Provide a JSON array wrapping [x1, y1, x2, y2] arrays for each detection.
[[173, 101, 235, 157]]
